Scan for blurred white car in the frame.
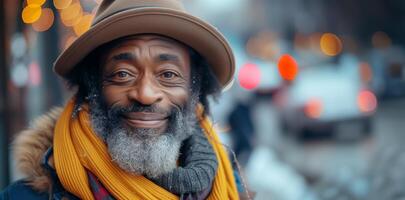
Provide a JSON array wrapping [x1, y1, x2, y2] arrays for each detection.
[[275, 55, 376, 138]]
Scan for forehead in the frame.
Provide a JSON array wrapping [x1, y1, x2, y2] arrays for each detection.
[[102, 34, 190, 55]]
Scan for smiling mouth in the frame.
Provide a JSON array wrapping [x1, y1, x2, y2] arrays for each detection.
[[122, 112, 168, 129]]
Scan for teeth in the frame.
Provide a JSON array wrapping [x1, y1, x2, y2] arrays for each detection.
[[123, 118, 168, 129]]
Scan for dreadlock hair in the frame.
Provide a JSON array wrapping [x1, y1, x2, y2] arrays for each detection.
[[65, 39, 221, 116]]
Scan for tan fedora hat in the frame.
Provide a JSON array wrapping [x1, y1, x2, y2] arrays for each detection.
[[53, 0, 235, 88]]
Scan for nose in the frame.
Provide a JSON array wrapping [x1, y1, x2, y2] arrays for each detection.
[[127, 76, 164, 105]]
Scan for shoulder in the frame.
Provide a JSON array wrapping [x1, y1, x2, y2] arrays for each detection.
[[12, 107, 63, 192], [0, 179, 49, 200]]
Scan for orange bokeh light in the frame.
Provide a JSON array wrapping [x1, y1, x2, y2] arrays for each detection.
[[27, 0, 46, 6], [61, 12, 83, 27], [60, 2, 82, 23], [53, 0, 73, 10], [22, 4, 42, 24], [320, 33, 343, 56], [372, 31, 391, 49], [73, 14, 94, 36], [304, 99, 323, 119], [278, 54, 298, 81], [32, 8, 55, 32], [358, 90, 377, 113]]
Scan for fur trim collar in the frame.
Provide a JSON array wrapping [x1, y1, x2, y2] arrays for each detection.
[[13, 108, 63, 192]]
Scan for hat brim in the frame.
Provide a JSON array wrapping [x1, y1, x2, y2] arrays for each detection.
[[53, 7, 235, 89]]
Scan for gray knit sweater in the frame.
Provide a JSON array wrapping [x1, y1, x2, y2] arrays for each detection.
[[152, 125, 218, 195]]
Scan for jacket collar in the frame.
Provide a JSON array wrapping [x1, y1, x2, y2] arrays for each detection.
[[13, 107, 62, 192]]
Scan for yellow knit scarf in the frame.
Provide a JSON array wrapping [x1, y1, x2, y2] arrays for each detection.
[[53, 99, 239, 200]]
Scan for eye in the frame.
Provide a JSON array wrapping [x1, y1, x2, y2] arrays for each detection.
[[106, 70, 135, 82], [160, 71, 178, 79], [116, 71, 130, 78]]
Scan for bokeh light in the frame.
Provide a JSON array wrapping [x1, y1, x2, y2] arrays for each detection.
[[358, 90, 377, 113], [320, 33, 343, 56], [28, 61, 42, 86], [60, 2, 83, 24], [61, 12, 83, 27], [304, 99, 323, 119], [32, 8, 55, 32], [53, 0, 73, 10], [11, 34, 27, 58], [11, 64, 29, 87], [246, 31, 280, 61], [73, 14, 94, 36], [238, 63, 261, 90], [278, 54, 298, 81], [372, 31, 391, 49], [27, 0, 46, 6], [22, 4, 42, 24]]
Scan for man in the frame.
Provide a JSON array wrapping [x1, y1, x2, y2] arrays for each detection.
[[1, 0, 240, 199]]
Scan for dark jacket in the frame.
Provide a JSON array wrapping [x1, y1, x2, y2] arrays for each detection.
[[0, 108, 81, 200], [0, 148, 80, 200]]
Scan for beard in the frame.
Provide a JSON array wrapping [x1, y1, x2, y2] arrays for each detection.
[[88, 94, 199, 178]]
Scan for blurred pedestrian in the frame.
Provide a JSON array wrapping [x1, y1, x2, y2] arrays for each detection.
[[228, 101, 255, 164]]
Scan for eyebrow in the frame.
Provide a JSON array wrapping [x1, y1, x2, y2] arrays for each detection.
[[111, 52, 136, 62], [107, 52, 181, 65], [156, 53, 180, 63]]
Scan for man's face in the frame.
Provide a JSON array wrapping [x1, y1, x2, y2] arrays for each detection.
[[88, 34, 198, 178], [100, 35, 191, 135]]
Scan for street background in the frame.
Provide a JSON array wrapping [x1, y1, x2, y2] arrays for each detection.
[[1, 0, 405, 199]]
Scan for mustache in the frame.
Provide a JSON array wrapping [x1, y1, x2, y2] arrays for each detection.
[[108, 102, 180, 118]]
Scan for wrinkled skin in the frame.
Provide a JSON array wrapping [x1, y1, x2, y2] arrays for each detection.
[[100, 35, 191, 135]]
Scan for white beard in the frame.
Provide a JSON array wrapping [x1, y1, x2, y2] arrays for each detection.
[[88, 94, 198, 178], [106, 128, 181, 178]]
